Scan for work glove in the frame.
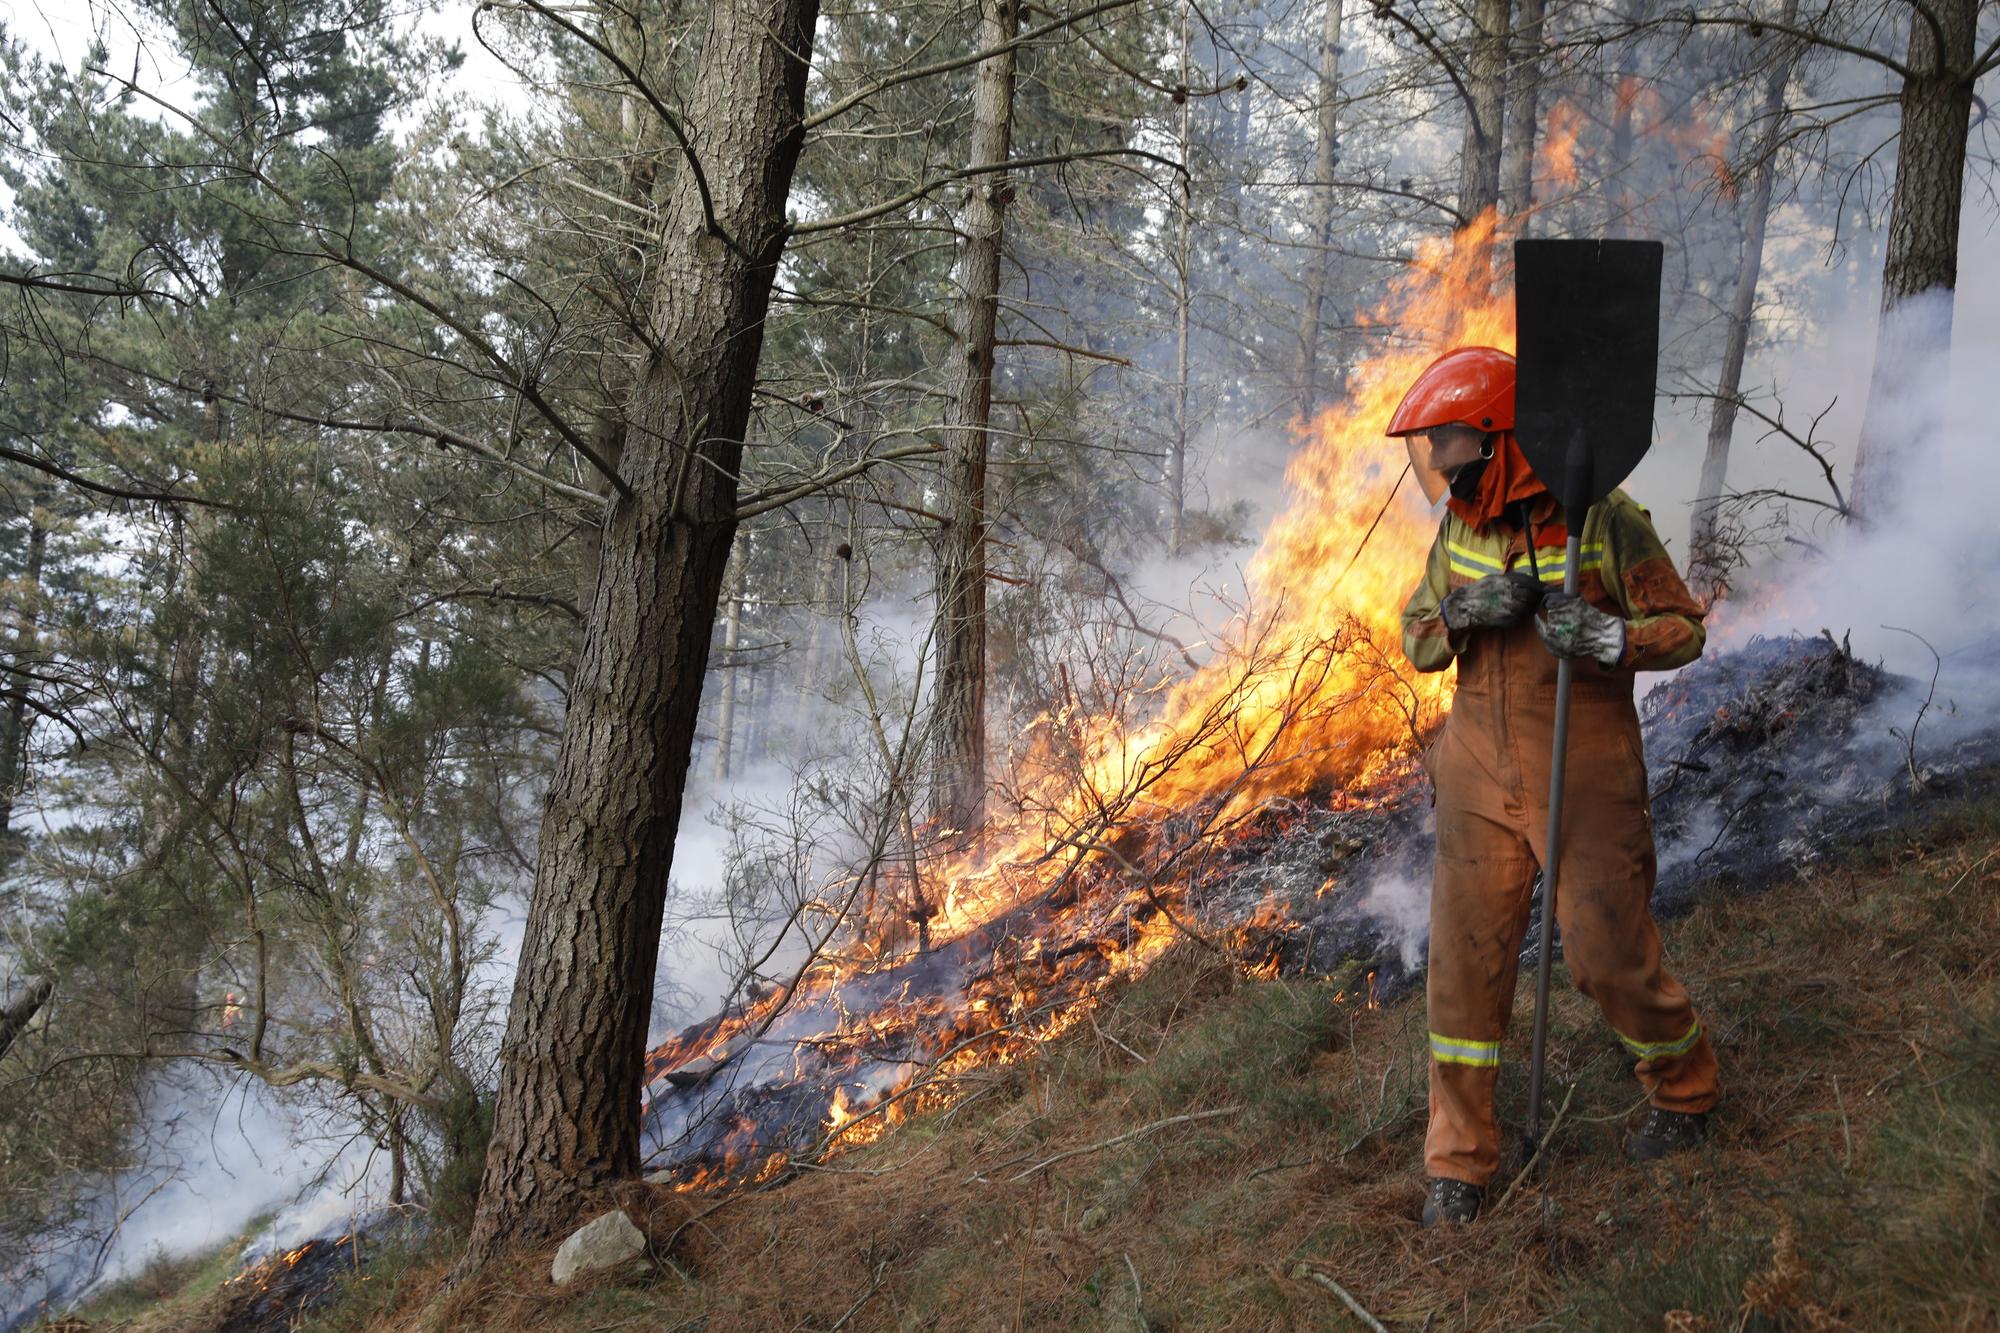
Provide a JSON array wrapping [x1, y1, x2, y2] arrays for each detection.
[[1440, 571, 1543, 632], [1536, 591, 1626, 668]]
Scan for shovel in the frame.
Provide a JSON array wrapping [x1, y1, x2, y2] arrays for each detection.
[[1511, 238, 1664, 1158]]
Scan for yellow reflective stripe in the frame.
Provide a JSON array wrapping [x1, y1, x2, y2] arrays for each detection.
[[1429, 1032, 1501, 1067], [1527, 545, 1607, 582], [1618, 1021, 1702, 1061], [1446, 542, 1608, 582], [1444, 542, 1505, 573]]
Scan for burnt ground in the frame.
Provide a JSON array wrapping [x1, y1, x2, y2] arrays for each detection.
[[636, 633, 2000, 1186], [48, 633, 2000, 1332], [369, 763, 2000, 1331]]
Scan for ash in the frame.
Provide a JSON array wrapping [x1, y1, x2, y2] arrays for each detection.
[[630, 635, 2000, 1185]]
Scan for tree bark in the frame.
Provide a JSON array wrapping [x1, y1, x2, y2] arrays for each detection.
[[1688, 0, 1799, 596], [461, 0, 819, 1263], [931, 0, 1019, 834], [0, 485, 49, 850], [1603, 0, 1650, 238], [1169, 3, 1194, 554], [1293, 0, 1344, 425], [1848, 0, 1978, 522], [713, 552, 744, 781], [0, 974, 51, 1060], [1498, 0, 1544, 221], [1456, 0, 1510, 223]]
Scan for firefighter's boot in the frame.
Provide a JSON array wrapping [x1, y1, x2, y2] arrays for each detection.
[[1422, 1177, 1484, 1227], [1627, 1107, 1709, 1162]]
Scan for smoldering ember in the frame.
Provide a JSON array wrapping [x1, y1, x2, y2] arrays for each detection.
[[2, 0, 1998, 1329]]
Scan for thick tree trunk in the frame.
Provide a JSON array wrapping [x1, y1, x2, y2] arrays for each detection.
[[1456, 0, 1510, 223], [1498, 0, 1544, 221], [931, 0, 1019, 834], [1688, 0, 1799, 596], [1292, 0, 1344, 424], [1849, 0, 1977, 523], [576, 415, 625, 619], [461, 0, 819, 1263]]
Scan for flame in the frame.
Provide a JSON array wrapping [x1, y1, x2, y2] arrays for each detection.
[[647, 214, 1521, 1187], [1542, 101, 1584, 190]]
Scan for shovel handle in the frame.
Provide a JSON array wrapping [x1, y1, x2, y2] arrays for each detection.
[[1524, 519, 1584, 1152]]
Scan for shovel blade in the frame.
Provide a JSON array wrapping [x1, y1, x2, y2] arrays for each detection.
[[1513, 239, 1663, 515]]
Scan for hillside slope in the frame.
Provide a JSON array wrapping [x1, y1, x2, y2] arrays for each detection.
[[54, 776, 2000, 1331]]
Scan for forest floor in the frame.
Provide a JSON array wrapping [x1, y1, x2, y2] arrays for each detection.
[[52, 775, 2000, 1332]]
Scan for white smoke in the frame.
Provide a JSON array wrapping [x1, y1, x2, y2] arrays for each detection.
[[1358, 869, 1432, 971], [1712, 250, 2000, 707], [20, 1069, 388, 1317]]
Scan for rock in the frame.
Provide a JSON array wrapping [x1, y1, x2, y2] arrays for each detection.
[[551, 1209, 647, 1285]]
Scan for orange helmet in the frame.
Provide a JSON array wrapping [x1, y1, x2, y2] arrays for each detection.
[[1384, 346, 1515, 437]]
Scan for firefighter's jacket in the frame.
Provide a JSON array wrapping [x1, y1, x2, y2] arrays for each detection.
[[1396, 488, 1719, 1188], [1400, 488, 1705, 677]]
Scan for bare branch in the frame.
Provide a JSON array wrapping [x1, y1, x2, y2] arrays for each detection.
[[791, 147, 1189, 236], [0, 444, 233, 511], [736, 442, 945, 518], [801, 0, 1149, 132], [0, 268, 185, 305], [1661, 8, 1917, 81]]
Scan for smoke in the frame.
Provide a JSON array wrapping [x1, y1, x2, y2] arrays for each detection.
[[1714, 265, 2000, 674], [2, 1069, 388, 1327], [657, 578, 941, 1039], [1357, 868, 1432, 971]]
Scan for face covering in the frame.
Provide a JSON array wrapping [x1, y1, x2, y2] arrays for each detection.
[[1447, 453, 1491, 503]]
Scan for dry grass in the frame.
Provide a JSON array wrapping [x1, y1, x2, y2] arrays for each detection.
[[174, 787, 2000, 1332]]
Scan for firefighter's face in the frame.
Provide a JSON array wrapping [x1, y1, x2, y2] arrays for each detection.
[[1423, 425, 1488, 479]]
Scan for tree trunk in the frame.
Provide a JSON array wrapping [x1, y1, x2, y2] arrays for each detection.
[[1292, 0, 1344, 425], [1848, 0, 1977, 522], [0, 486, 49, 851], [1498, 0, 1544, 221], [931, 0, 1019, 834], [713, 553, 744, 781], [577, 415, 625, 618], [461, 0, 819, 1263], [1604, 0, 1650, 238], [1168, 2, 1193, 555], [1687, 0, 1799, 597], [1456, 0, 1510, 224], [0, 974, 51, 1060]]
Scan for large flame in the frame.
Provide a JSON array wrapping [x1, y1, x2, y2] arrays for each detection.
[[648, 214, 1520, 1177], [926, 211, 1514, 933]]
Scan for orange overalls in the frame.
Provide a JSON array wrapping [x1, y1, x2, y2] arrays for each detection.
[[1401, 489, 1720, 1186]]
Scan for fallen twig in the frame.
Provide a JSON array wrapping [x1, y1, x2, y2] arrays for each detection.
[[1882, 624, 1940, 791], [1833, 1074, 1852, 1166], [1123, 1252, 1149, 1331], [1089, 1006, 1148, 1063], [827, 1258, 888, 1331], [1003, 1106, 1242, 1183], [1290, 1264, 1390, 1333], [1493, 1081, 1577, 1211]]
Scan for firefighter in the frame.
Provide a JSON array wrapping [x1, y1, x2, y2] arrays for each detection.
[[1388, 346, 1720, 1227]]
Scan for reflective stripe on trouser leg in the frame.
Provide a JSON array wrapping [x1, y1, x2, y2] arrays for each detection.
[[1616, 1021, 1702, 1061], [1424, 732, 1540, 1188], [1537, 717, 1722, 1117], [1429, 1033, 1501, 1066]]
